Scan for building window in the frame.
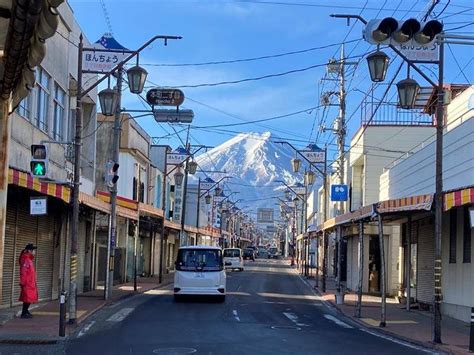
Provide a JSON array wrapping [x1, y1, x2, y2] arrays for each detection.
[[463, 207, 471, 263], [155, 175, 162, 208], [53, 84, 65, 141], [16, 95, 31, 120], [132, 177, 137, 201], [449, 209, 457, 263], [35, 68, 51, 132]]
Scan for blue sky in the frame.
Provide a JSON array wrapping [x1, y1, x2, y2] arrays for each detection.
[[68, 0, 474, 163]]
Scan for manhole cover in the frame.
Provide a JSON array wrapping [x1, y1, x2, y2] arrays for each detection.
[[152, 348, 197, 355], [271, 325, 301, 331]]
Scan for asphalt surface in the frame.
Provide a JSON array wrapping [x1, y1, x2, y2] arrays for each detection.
[[0, 259, 435, 355]]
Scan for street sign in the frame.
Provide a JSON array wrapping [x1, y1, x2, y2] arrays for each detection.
[[397, 42, 438, 62], [153, 109, 194, 123], [146, 88, 185, 106], [30, 197, 47, 215], [292, 186, 306, 195], [82, 33, 133, 73], [200, 181, 215, 190], [166, 153, 189, 165], [300, 149, 325, 164], [331, 184, 348, 201], [214, 196, 225, 203]]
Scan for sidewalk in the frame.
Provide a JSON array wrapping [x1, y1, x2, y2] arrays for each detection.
[[304, 274, 471, 355], [0, 274, 174, 344]]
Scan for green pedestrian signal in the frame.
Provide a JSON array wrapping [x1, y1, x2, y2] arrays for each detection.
[[30, 144, 48, 177], [31, 162, 46, 176]]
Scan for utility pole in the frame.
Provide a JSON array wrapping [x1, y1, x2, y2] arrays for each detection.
[[105, 65, 123, 300]]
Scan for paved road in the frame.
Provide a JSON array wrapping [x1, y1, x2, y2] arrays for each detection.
[[64, 259, 432, 355], [0, 259, 434, 354]]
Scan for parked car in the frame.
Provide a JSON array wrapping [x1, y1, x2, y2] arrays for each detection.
[[268, 247, 280, 259], [223, 248, 244, 271], [247, 245, 259, 257], [173, 246, 226, 302], [243, 248, 256, 261]]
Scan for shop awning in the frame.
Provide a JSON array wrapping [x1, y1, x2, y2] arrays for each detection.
[[97, 190, 138, 210], [164, 220, 182, 231], [377, 194, 433, 214], [185, 225, 199, 234], [8, 168, 71, 203], [199, 225, 220, 238], [117, 206, 138, 220], [79, 192, 110, 214], [444, 186, 474, 211], [138, 203, 164, 218]]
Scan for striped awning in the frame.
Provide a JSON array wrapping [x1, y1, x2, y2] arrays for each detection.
[[8, 168, 70, 203], [444, 187, 474, 211], [79, 192, 110, 214], [377, 194, 433, 213]]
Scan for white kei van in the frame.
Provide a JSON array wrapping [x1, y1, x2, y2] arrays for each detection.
[[173, 246, 227, 302]]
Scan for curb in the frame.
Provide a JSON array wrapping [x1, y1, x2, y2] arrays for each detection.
[[0, 280, 174, 345], [293, 270, 448, 354]]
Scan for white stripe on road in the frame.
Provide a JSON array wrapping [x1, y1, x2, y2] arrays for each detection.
[[107, 307, 135, 322], [283, 312, 310, 327], [77, 321, 95, 338], [232, 310, 241, 322], [359, 328, 436, 354], [323, 314, 354, 329]]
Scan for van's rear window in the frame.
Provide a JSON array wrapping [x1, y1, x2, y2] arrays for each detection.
[[223, 249, 241, 258], [176, 249, 223, 271]]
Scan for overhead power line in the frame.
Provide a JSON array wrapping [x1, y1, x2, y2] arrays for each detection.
[[142, 39, 360, 67]]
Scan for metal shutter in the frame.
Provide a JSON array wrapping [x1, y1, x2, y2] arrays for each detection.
[[35, 212, 55, 301], [2, 202, 17, 307], [416, 217, 435, 305]]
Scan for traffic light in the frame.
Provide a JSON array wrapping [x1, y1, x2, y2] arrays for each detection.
[[30, 144, 48, 177], [363, 18, 443, 45], [104, 160, 119, 189]]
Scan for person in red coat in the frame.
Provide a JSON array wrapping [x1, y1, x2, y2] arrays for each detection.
[[19, 243, 38, 319]]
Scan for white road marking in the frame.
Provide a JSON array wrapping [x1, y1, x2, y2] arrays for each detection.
[[359, 328, 437, 354], [77, 321, 95, 338], [323, 314, 354, 329], [232, 309, 241, 322], [283, 312, 310, 327], [107, 307, 135, 322]]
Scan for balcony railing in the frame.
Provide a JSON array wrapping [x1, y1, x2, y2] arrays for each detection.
[[361, 101, 434, 126]]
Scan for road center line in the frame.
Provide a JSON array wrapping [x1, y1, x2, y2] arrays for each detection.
[[232, 309, 241, 322], [324, 314, 353, 329], [107, 307, 135, 322]]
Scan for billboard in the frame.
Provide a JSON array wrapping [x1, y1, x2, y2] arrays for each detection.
[[257, 208, 274, 223]]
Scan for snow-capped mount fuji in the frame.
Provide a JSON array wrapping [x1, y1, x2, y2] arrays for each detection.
[[193, 132, 315, 212]]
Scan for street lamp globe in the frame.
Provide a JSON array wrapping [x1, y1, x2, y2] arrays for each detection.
[[174, 171, 184, 186], [293, 197, 299, 206], [205, 194, 212, 205], [126, 65, 148, 94], [366, 50, 390, 82], [188, 160, 198, 175], [98, 88, 119, 116], [304, 170, 315, 186], [214, 186, 222, 196], [291, 158, 301, 173], [396, 78, 420, 109]]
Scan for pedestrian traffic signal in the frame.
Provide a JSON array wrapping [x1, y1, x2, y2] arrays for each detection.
[[30, 144, 48, 177], [363, 18, 443, 45], [104, 160, 119, 189]]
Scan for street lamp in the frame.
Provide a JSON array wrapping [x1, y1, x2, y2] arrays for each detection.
[[188, 160, 198, 175], [293, 196, 299, 207], [126, 65, 148, 94], [174, 170, 184, 186], [285, 189, 291, 200], [396, 78, 420, 109], [214, 186, 222, 196], [98, 87, 119, 116], [304, 170, 316, 186], [205, 194, 212, 205], [291, 158, 301, 173], [366, 50, 390, 82]]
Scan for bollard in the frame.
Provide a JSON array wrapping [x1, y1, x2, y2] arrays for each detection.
[[470, 307, 474, 352], [59, 291, 67, 337]]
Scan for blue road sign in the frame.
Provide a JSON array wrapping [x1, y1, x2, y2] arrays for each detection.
[[331, 184, 348, 201]]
